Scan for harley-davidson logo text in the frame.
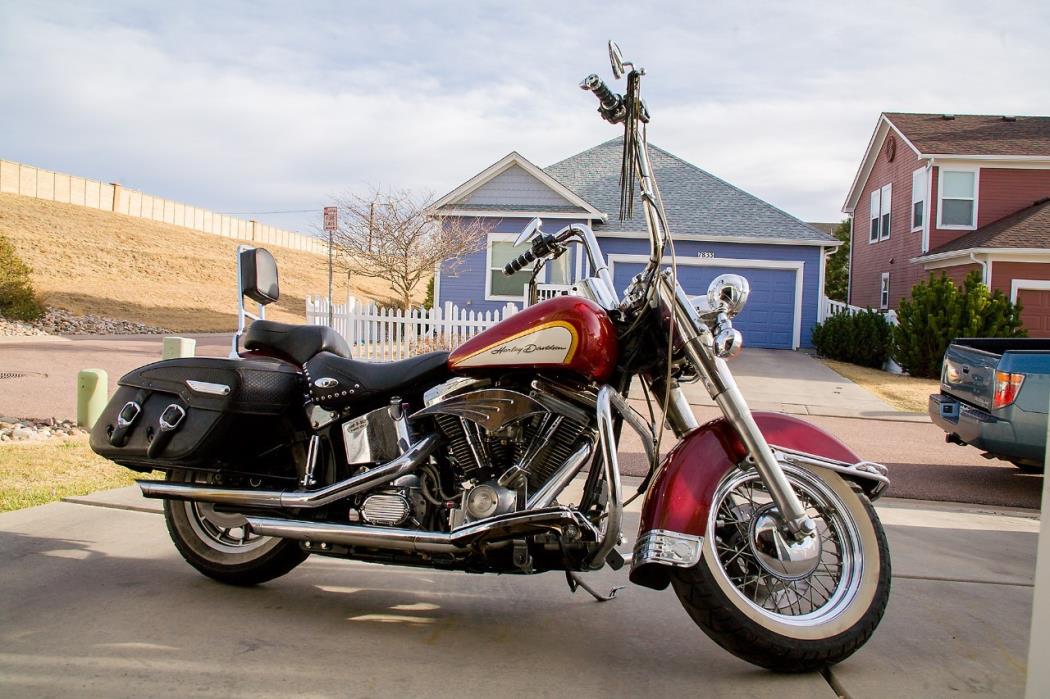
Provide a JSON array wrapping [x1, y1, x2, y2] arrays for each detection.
[[490, 343, 567, 356]]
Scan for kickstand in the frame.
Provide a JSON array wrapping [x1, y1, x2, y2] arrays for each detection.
[[565, 571, 623, 603]]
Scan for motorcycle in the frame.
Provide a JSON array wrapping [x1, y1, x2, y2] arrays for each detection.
[[90, 41, 890, 672]]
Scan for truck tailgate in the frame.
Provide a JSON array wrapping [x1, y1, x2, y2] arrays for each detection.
[[941, 344, 999, 411]]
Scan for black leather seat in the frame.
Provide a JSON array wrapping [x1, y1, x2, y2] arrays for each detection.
[[303, 351, 451, 408], [243, 320, 351, 365]]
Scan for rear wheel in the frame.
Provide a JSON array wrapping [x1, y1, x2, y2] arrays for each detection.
[[163, 471, 308, 586], [671, 464, 890, 673]]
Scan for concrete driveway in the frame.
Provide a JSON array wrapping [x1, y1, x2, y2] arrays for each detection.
[[0, 486, 1037, 697], [668, 349, 923, 421]]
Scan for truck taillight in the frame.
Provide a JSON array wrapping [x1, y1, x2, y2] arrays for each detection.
[[992, 371, 1025, 409]]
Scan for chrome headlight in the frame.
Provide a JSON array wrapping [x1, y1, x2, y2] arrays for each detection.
[[707, 274, 750, 317]]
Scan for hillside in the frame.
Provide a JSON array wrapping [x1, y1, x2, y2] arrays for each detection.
[[0, 194, 417, 332]]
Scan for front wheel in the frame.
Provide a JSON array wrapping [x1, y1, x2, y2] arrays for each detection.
[[671, 464, 890, 673], [163, 471, 308, 586]]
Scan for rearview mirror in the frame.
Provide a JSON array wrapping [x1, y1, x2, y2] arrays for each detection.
[[609, 41, 626, 79], [514, 217, 543, 247], [239, 247, 279, 305]]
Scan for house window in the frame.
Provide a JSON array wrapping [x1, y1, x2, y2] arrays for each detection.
[[880, 272, 890, 309], [939, 169, 977, 228], [869, 189, 880, 243], [868, 185, 891, 242], [487, 237, 535, 299], [879, 184, 891, 240], [911, 168, 925, 230]]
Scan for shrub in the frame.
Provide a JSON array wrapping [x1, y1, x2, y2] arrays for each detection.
[[892, 271, 1026, 378], [0, 234, 44, 321], [423, 276, 435, 310], [812, 309, 891, 368]]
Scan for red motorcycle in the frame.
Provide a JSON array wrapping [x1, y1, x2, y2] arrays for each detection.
[[91, 42, 890, 672]]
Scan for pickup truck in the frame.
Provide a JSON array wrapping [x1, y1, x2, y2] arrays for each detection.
[[930, 338, 1050, 472]]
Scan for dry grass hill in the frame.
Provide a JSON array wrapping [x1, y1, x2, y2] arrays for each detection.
[[0, 193, 417, 332]]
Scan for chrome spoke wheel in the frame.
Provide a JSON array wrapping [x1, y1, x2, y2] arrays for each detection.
[[709, 465, 863, 626], [163, 470, 308, 586], [184, 500, 270, 554]]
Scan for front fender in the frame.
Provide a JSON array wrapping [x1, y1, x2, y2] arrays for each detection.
[[629, 412, 875, 590]]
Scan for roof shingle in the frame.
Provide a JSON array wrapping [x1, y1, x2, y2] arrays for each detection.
[[886, 113, 1050, 157], [544, 138, 833, 243], [924, 197, 1050, 255]]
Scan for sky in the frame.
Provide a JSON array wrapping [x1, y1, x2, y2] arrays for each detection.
[[2, 1, 1049, 235]]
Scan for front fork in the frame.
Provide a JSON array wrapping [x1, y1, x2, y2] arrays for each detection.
[[653, 278, 816, 540]]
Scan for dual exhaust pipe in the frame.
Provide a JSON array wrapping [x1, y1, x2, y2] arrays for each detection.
[[246, 507, 597, 554], [137, 432, 600, 556], [138, 435, 439, 509]]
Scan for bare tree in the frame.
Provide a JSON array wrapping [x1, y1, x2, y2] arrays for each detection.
[[330, 188, 489, 310]]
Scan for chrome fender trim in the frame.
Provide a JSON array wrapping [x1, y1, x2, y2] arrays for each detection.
[[632, 529, 703, 570], [771, 447, 890, 500]]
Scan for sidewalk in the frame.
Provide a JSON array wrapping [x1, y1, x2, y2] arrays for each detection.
[[0, 483, 1036, 696]]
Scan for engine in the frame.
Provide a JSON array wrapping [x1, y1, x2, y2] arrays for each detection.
[[419, 381, 596, 528], [341, 379, 597, 532]]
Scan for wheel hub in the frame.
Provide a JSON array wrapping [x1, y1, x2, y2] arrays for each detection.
[[749, 504, 822, 580], [194, 501, 250, 529]]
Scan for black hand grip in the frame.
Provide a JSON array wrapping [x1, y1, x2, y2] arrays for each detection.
[[502, 249, 536, 276], [580, 74, 618, 108]]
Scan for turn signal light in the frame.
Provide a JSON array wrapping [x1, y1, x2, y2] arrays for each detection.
[[992, 371, 1025, 409]]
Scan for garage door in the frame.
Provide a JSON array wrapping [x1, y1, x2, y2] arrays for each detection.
[[1018, 288, 1050, 338], [612, 263, 797, 349]]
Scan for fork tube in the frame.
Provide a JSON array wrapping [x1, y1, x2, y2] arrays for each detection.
[[590, 386, 623, 570], [657, 275, 814, 538]]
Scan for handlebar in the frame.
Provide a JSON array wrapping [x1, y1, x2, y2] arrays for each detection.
[[502, 233, 562, 276], [580, 74, 626, 124], [502, 248, 537, 276]]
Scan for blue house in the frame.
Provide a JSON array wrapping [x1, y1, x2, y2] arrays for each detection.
[[432, 138, 839, 349]]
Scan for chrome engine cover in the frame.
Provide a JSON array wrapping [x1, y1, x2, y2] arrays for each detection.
[[361, 493, 412, 526]]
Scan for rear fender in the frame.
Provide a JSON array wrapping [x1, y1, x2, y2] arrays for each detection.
[[629, 412, 886, 590]]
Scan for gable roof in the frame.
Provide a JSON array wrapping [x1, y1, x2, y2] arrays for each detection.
[[918, 197, 1050, 259], [432, 151, 604, 219], [844, 112, 1050, 213], [886, 112, 1050, 157], [544, 137, 836, 244]]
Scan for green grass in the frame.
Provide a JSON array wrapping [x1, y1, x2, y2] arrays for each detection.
[[0, 437, 154, 512]]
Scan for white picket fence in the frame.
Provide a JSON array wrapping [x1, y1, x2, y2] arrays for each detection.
[[306, 296, 519, 361], [823, 297, 899, 325]]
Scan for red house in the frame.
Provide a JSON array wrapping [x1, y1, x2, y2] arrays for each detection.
[[842, 113, 1050, 336]]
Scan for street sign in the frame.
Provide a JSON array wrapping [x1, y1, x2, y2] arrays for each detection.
[[323, 206, 338, 232]]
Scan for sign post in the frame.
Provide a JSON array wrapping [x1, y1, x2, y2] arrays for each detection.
[[323, 206, 338, 327]]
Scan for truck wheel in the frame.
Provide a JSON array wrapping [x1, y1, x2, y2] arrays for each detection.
[[163, 471, 308, 586], [1011, 460, 1044, 474]]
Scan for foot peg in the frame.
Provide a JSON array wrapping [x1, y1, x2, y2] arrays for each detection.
[[565, 571, 623, 602]]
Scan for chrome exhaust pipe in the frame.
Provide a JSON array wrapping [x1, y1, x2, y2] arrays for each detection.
[[525, 441, 593, 510], [138, 435, 438, 509], [246, 506, 597, 554]]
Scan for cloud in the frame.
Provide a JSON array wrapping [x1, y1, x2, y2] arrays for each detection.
[[1, 0, 1047, 233]]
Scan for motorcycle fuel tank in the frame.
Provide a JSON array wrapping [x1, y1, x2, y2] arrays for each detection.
[[448, 296, 618, 383]]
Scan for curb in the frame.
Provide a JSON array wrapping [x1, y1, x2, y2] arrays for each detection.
[[0, 335, 72, 344]]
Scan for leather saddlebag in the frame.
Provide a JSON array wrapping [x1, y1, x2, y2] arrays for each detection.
[[89, 357, 301, 471]]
